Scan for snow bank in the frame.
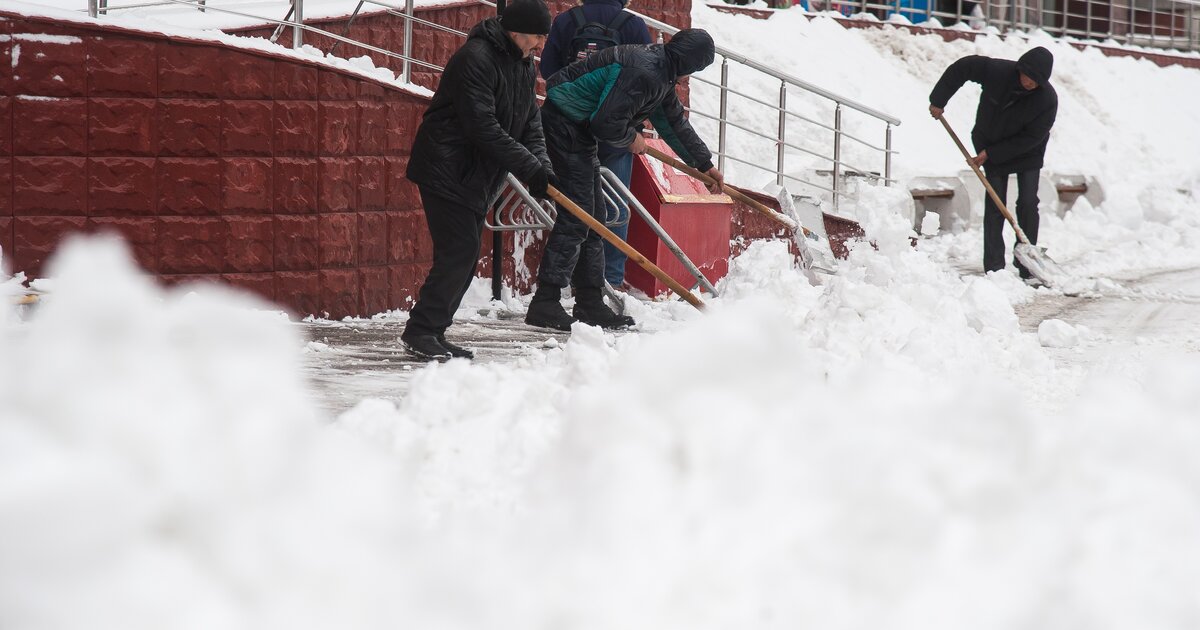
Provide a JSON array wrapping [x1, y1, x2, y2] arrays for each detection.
[[4, 3, 1200, 628]]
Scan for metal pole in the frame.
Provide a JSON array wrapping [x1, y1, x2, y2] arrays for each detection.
[[292, 0, 303, 49], [776, 81, 786, 187], [89, 0, 98, 17], [1150, 0, 1157, 43], [491, 211, 503, 301], [718, 58, 729, 174], [493, 0, 508, 302], [832, 103, 842, 212], [1086, 0, 1092, 39], [884, 124, 893, 187], [402, 0, 414, 83]]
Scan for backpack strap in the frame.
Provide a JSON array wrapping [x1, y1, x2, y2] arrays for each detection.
[[607, 10, 632, 36], [569, 5, 588, 30]]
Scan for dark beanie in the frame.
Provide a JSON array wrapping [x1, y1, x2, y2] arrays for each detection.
[[1017, 46, 1054, 84], [500, 0, 552, 35]]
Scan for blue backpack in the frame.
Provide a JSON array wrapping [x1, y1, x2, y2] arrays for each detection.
[[563, 6, 633, 67]]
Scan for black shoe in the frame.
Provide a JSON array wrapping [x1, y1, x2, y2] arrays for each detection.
[[573, 287, 635, 329], [573, 302, 635, 329], [401, 333, 451, 361], [437, 335, 474, 359], [525, 298, 576, 331]]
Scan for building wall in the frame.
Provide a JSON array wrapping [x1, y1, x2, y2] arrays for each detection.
[[1, 0, 698, 318], [1, 13, 434, 317]]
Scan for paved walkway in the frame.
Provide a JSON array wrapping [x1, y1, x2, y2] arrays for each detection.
[[297, 309, 572, 416]]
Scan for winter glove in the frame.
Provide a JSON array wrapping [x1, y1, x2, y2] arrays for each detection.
[[527, 166, 558, 200]]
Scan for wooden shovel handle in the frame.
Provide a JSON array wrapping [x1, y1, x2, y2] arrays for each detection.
[[936, 115, 1032, 245], [547, 186, 705, 310], [643, 146, 815, 238]]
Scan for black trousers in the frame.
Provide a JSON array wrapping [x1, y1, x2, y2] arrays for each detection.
[[404, 188, 485, 337], [983, 169, 1040, 276], [536, 105, 607, 290]]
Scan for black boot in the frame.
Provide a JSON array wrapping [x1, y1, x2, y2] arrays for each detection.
[[401, 332, 452, 361], [525, 283, 576, 331], [437, 334, 474, 359], [572, 287, 635, 329]]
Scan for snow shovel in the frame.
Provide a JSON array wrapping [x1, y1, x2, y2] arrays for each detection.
[[547, 186, 705, 310], [643, 147, 832, 273], [936, 115, 1065, 285]]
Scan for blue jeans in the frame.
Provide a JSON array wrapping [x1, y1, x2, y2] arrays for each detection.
[[601, 150, 634, 286]]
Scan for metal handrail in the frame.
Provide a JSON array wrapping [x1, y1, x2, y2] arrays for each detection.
[[89, 0, 446, 73], [629, 8, 900, 211], [633, 9, 901, 125], [786, 0, 1200, 53]]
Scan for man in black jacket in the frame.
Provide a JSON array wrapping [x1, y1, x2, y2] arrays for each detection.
[[929, 47, 1057, 279], [525, 29, 724, 331], [403, 0, 556, 360]]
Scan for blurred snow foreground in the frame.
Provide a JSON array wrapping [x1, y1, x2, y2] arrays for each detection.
[[3, 230, 1200, 629]]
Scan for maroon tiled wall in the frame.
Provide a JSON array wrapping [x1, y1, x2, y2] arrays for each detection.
[[3, 0, 697, 316], [1, 12, 431, 318]]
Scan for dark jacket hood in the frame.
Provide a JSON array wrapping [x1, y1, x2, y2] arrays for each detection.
[[665, 29, 715, 78], [471, 17, 524, 60], [1016, 46, 1053, 85]]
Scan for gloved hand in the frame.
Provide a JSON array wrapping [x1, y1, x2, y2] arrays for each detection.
[[527, 166, 558, 200]]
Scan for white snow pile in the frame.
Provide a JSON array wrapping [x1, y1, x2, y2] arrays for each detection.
[[1038, 317, 1079, 347], [4, 3, 1200, 628], [5, 228, 1200, 628]]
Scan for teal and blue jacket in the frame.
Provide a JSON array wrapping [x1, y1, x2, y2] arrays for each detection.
[[543, 38, 715, 172]]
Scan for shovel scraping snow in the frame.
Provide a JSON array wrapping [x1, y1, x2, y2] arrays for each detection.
[[937, 115, 1067, 286]]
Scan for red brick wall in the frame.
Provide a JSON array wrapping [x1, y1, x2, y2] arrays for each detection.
[[1, 13, 432, 318], [3, 0, 695, 317]]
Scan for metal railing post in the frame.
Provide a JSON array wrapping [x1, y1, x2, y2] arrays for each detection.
[[1151, 0, 1157, 43], [718, 58, 729, 174], [884, 124, 893, 187], [1086, 0, 1093, 39], [402, 0, 415, 83], [292, 0, 303, 49], [88, 0, 98, 17], [832, 103, 842, 211], [776, 81, 786, 187]]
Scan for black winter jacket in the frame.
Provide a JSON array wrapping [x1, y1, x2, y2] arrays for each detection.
[[406, 18, 550, 214], [929, 47, 1058, 174], [543, 30, 716, 172]]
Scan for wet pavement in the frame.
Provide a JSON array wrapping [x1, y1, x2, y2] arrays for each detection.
[[296, 308, 571, 416]]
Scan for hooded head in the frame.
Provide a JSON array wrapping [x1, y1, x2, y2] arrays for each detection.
[[1016, 46, 1054, 87], [664, 29, 716, 78]]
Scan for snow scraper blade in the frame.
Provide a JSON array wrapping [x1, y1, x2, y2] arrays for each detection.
[[770, 186, 838, 275], [937, 115, 1067, 287]]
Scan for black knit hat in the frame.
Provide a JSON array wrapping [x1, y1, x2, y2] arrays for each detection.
[[500, 0, 552, 35], [1017, 46, 1054, 85]]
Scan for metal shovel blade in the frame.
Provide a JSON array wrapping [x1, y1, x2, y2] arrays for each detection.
[[1014, 242, 1065, 285]]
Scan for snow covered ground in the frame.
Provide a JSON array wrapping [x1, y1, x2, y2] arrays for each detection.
[[5, 2, 1200, 628]]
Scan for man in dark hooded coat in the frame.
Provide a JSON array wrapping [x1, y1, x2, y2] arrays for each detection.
[[402, 0, 555, 360], [526, 28, 725, 331], [538, 0, 653, 289], [929, 46, 1058, 279]]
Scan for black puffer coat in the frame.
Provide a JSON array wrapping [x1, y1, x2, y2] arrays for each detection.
[[406, 18, 551, 214], [543, 28, 715, 171], [929, 47, 1058, 174]]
